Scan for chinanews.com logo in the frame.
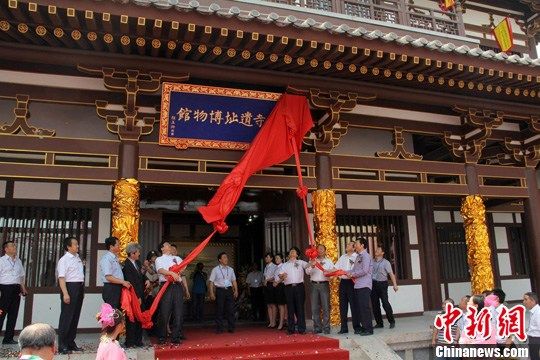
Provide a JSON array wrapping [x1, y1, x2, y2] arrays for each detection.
[[435, 345, 528, 358], [432, 303, 529, 358]]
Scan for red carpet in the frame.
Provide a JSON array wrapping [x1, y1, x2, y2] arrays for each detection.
[[154, 326, 349, 360]]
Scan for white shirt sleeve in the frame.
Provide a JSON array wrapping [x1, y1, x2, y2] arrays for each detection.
[[155, 257, 166, 272], [209, 267, 217, 283], [57, 256, 66, 278]]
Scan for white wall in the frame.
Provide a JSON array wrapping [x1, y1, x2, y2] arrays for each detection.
[[501, 279, 532, 302], [32, 293, 103, 329], [383, 196, 415, 211], [390, 285, 424, 313], [67, 184, 112, 202], [408, 215, 418, 245], [347, 194, 379, 210], [13, 181, 61, 200], [98, 208, 112, 244], [332, 128, 409, 157], [0, 180, 5, 198], [447, 282, 472, 303], [434, 210, 452, 223]]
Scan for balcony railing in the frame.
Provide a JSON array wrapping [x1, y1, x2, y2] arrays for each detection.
[[264, 0, 465, 37]]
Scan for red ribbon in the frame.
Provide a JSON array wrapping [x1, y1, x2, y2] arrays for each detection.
[[121, 230, 217, 328]]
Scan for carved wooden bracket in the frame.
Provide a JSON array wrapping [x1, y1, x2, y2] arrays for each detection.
[[498, 137, 540, 168], [78, 65, 189, 141], [497, 114, 540, 167], [528, 114, 540, 133], [288, 87, 376, 152], [443, 106, 503, 163], [0, 95, 55, 137], [376, 126, 422, 160]]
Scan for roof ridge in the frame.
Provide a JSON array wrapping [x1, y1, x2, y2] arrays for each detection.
[[106, 0, 540, 67]]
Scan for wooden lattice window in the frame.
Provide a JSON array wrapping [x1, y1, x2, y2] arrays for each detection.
[[0, 206, 92, 288], [336, 214, 408, 280], [436, 224, 469, 281]]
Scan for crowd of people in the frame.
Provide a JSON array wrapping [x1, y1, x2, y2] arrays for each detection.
[[2, 234, 540, 359], [431, 289, 540, 359], [257, 237, 398, 336]]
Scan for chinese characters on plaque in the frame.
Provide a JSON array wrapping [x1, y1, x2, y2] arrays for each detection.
[[159, 83, 281, 150]]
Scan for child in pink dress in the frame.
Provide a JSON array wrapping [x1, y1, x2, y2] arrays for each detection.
[[96, 303, 128, 360]]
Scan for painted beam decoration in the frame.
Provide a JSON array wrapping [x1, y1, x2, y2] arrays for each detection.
[[159, 83, 281, 150]]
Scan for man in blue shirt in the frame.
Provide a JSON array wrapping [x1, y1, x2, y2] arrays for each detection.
[[347, 237, 373, 336], [100, 237, 131, 309], [191, 262, 207, 322]]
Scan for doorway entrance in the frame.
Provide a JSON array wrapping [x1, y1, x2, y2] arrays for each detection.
[[137, 185, 294, 321]]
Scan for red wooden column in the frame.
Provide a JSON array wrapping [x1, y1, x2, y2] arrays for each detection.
[[523, 168, 540, 292], [416, 196, 442, 310], [119, 140, 139, 179]]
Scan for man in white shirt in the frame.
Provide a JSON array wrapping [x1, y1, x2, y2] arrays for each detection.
[[246, 263, 264, 321], [209, 252, 238, 334], [305, 244, 334, 334], [155, 241, 184, 344], [334, 241, 357, 334], [56, 237, 85, 354], [278, 246, 309, 335], [524, 292, 540, 360], [0, 240, 27, 345]]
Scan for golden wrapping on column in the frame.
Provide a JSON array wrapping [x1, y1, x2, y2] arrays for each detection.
[[460, 195, 494, 295], [112, 178, 140, 262], [312, 189, 340, 326]]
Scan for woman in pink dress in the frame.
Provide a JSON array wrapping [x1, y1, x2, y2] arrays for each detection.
[[96, 303, 128, 360]]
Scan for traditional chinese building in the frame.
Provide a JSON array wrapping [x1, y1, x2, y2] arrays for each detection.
[[0, 0, 538, 332]]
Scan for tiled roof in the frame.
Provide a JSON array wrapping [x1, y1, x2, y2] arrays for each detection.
[[103, 0, 540, 67]]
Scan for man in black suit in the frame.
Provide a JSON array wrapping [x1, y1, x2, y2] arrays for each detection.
[[122, 243, 149, 348]]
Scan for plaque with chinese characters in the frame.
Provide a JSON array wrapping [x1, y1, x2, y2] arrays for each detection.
[[159, 83, 281, 150]]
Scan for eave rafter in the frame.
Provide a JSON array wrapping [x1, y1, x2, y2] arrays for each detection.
[[0, 0, 538, 105]]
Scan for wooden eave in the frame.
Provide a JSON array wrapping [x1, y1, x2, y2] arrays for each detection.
[[0, 0, 539, 106]]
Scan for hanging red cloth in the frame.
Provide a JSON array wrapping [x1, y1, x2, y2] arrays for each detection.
[[121, 94, 313, 327], [198, 94, 313, 231]]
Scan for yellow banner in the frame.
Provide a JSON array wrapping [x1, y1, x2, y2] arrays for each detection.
[[493, 18, 514, 53], [439, 0, 455, 10]]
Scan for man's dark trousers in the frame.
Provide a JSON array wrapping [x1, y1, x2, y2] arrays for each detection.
[[216, 287, 235, 331], [102, 283, 122, 309], [353, 287, 373, 333], [58, 282, 84, 350], [284, 283, 306, 333], [371, 280, 395, 326], [339, 279, 359, 332], [0, 284, 21, 342], [159, 283, 184, 340]]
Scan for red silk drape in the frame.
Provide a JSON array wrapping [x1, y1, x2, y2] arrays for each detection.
[[121, 94, 313, 327], [198, 94, 313, 231]]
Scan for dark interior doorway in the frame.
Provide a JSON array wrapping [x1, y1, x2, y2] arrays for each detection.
[[137, 185, 291, 322]]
